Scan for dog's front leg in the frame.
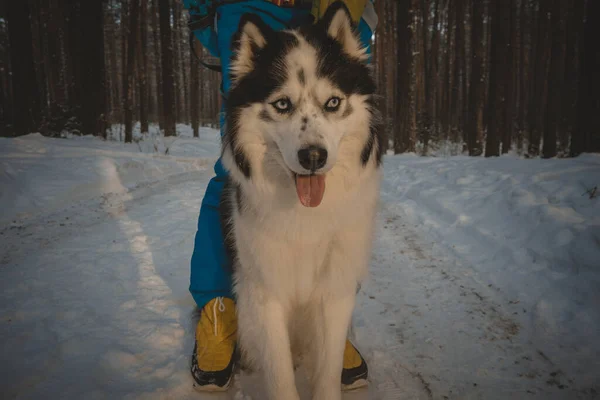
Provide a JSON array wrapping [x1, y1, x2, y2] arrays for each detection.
[[236, 284, 299, 400], [311, 293, 356, 400], [311, 219, 375, 400]]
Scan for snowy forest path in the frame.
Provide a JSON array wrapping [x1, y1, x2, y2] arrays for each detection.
[[354, 186, 593, 400], [0, 166, 593, 399], [1, 169, 216, 399]]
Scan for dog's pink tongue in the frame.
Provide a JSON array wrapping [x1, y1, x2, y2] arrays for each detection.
[[295, 175, 326, 207]]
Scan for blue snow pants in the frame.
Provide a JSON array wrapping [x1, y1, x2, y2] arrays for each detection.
[[184, 0, 374, 309]]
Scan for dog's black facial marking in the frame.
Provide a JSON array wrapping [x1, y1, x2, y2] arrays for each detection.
[[298, 9, 375, 98], [360, 126, 375, 166], [225, 31, 300, 176], [227, 31, 299, 109], [302, 36, 374, 96], [342, 103, 354, 118], [235, 183, 245, 215], [301, 116, 308, 131], [234, 150, 251, 178], [368, 97, 386, 166], [225, 27, 301, 180], [259, 108, 274, 122], [225, 110, 252, 179], [298, 68, 306, 86], [373, 121, 385, 166], [316, 46, 374, 96], [360, 96, 385, 167]]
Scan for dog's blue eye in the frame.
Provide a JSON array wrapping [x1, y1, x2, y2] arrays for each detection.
[[324, 97, 341, 112], [271, 98, 292, 113]]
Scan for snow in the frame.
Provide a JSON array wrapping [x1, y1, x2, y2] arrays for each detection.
[[0, 124, 220, 227], [371, 154, 600, 399], [1, 129, 599, 399]]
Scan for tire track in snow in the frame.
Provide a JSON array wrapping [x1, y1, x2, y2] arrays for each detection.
[[0, 169, 212, 268]]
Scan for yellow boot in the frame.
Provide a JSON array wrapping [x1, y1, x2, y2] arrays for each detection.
[[190, 297, 367, 391], [341, 339, 369, 390], [190, 297, 237, 391]]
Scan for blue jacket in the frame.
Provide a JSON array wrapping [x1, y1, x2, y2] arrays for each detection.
[[183, 0, 375, 94], [182, 0, 375, 309]]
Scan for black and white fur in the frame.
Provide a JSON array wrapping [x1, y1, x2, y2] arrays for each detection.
[[219, 3, 384, 399]]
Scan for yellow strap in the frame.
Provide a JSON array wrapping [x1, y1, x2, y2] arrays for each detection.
[[311, 0, 367, 23]]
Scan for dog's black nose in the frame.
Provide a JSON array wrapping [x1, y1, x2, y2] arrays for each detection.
[[298, 145, 328, 171]]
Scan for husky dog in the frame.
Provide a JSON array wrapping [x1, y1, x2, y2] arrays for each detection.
[[219, 3, 384, 399]]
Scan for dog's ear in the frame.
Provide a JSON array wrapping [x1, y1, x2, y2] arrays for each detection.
[[230, 14, 272, 84], [320, 2, 368, 61]]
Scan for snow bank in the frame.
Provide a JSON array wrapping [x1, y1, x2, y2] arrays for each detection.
[[382, 153, 600, 387], [0, 126, 221, 225]]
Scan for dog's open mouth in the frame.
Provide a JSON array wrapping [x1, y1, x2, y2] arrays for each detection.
[[294, 173, 326, 208]]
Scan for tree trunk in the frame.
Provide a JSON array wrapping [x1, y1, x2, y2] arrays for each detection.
[[572, 0, 600, 156], [78, 0, 106, 136], [528, 1, 551, 156], [191, 41, 200, 138], [419, 0, 432, 154], [172, 0, 182, 123], [123, 0, 139, 143], [485, 0, 510, 157], [385, 1, 396, 143], [6, 1, 41, 136], [139, 0, 149, 134], [66, 0, 82, 123], [518, 0, 528, 145], [121, 0, 129, 130], [451, 0, 464, 140], [152, 0, 164, 130], [502, 0, 516, 154], [442, 0, 452, 139], [198, 52, 204, 126], [29, 2, 50, 127], [560, 0, 582, 153], [107, 0, 121, 124], [177, 1, 190, 124], [374, 0, 385, 139], [159, 0, 176, 136], [395, 0, 415, 153], [461, 0, 469, 149], [466, 0, 484, 156], [425, 0, 440, 151], [542, 0, 566, 158]]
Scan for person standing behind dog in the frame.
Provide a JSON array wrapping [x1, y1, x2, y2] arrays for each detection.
[[182, 0, 378, 392]]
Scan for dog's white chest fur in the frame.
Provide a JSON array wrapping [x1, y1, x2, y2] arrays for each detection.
[[234, 171, 379, 306], [237, 208, 333, 303]]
